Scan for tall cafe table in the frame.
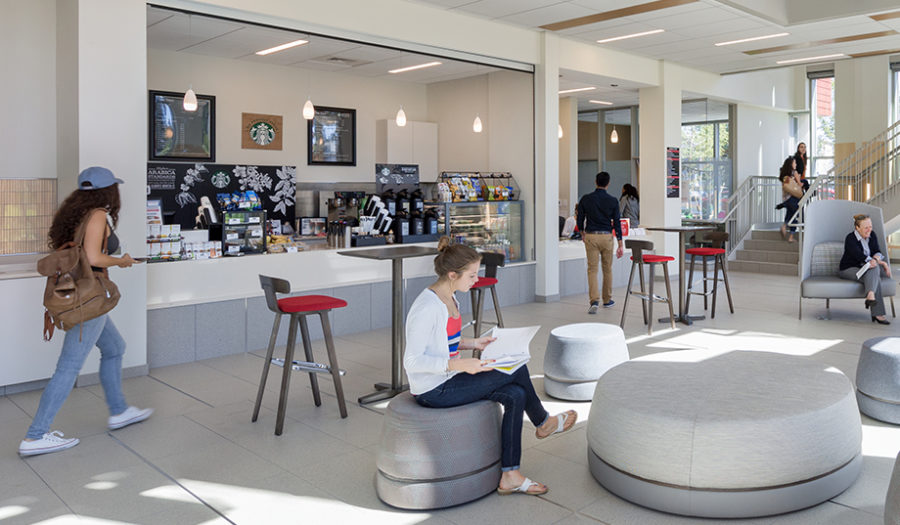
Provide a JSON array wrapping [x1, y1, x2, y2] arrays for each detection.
[[338, 245, 438, 404], [644, 225, 716, 326]]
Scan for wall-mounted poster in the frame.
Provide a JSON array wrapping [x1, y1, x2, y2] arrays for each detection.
[[308, 106, 356, 165], [149, 90, 215, 162], [666, 146, 680, 199], [147, 163, 295, 229], [242, 113, 283, 150]]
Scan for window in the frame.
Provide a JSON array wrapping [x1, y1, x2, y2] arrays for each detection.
[[680, 99, 733, 220], [809, 73, 835, 177], [0, 179, 57, 256]]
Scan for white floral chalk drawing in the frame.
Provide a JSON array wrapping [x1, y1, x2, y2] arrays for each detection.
[[175, 163, 208, 207], [270, 166, 296, 216], [233, 165, 272, 193]]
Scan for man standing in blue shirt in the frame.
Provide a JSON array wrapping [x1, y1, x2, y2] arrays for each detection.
[[577, 172, 624, 314]]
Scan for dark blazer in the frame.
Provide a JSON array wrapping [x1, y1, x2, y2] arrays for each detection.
[[839, 231, 882, 271]]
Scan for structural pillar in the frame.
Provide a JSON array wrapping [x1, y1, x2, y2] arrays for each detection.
[[534, 32, 560, 302]]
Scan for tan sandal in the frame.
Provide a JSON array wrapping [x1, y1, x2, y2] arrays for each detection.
[[497, 477, 547, 496], [536, 410, 577, 439]]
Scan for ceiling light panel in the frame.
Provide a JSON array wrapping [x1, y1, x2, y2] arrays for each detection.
[[775, 53, 845, 64], [255, 39, 308, 55], [559, 86, 597, 94], [597, 29, 665, 43], [388, 61, 442, 73], [589, 100, 614, 105], [715, 32, 789, 46], [745, 30, 896, 55]]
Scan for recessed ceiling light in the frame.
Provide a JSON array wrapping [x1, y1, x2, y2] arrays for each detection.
[[255, 39, 309, 56], [589, 100, 614, 105], [388, 61, 442, 74], [776, 53, 845, 64], [597, 29, 664, 44], [559, 87, 596, 94], [715, 33, 789, 46]]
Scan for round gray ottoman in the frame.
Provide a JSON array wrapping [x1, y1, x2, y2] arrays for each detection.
[[887, 451, 900, 525], [587, 349, 862, 518], [856, 337, 900, 424], [544, 323, 629, 400], [375, 392, 501, 509]]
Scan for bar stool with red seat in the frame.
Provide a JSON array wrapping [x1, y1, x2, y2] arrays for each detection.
[[685, 231, 734, 319], [619, 239, 676, 335], [466, 252, 505, 348], [252, 275, 348, 436]]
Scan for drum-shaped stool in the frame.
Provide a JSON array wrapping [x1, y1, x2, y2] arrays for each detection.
[[887, 450, 900, 525], [543, 323, 629, 401], [587, 349, 861, 518], [375, 392, 502, 509], [856, 336, 900, 424]]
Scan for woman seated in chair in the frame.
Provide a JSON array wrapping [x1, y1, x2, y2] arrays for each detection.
[[404, 236, 577, 496], [839, 214, 892, 324]]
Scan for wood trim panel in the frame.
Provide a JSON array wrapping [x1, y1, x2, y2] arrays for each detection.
[[540, 0, 697, 32], [744, 30, 897, 55], [871, 11, 900, 21]]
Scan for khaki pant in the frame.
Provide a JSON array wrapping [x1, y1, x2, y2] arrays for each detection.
[[584, 233, 614, 304]]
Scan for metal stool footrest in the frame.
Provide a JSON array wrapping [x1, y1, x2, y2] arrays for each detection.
[[629, 291, 671, 303], [271, 357, 347, 376]]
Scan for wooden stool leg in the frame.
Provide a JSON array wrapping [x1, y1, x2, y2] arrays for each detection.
[[647, 263, 656, 335], [638, 260, 648, 325], [275, 314, 299, 436], [490, 286, 504, 328], [662, 262, 676, 330], [684, 255, 696, 316], [474, 288, 486, 338], [711, 256, 720, 319], [319, 311, 348, 419], [702, 256, 709, 310], [253, 312, 282, 423], [892, 297, 896, 318], [620, 261, 637, 328], [298, 315, 321, 407], [720, 254, 734, 313]]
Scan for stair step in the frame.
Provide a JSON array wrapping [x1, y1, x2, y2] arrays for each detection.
[[728, 260, 798, 274], [743, 239, 799, 252], [750, 230, 786, 241], [735, 249, 799, 264]]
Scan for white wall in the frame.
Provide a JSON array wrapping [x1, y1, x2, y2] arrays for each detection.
[[734, 104, 792, 184], [1, 0, 57, 179], [149, 49, 429, 183], [835, 55, 892, 146]]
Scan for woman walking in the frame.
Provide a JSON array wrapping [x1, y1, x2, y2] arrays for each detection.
[[19, 167, 152, 457]]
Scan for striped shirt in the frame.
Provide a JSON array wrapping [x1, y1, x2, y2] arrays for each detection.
[[447, 315, 461, 358]]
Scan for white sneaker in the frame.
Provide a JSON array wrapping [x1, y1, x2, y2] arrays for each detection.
[[108, 406, 153, 430], [19, 431, 80, 457]]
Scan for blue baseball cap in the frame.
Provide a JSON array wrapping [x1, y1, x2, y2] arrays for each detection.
[[78, 166, 124, 190]]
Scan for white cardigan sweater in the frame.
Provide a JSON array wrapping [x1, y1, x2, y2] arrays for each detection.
[[404, 288, 459, 395]]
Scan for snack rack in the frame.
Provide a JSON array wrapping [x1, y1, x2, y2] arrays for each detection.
[[437, 172, 519, 202]]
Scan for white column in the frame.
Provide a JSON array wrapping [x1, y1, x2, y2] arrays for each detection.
[[534, 32, 560, 302], [638, 63, 682, 261], [558, 96, 578, 217], [68, 0, 148, 377]]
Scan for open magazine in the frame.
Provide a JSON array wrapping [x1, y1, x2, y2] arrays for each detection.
[[480, 325, 539, 375]]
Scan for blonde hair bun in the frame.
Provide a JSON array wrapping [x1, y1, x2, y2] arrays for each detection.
[[437, 236, 452, 252]]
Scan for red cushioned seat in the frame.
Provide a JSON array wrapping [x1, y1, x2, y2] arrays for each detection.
[[472, 277, 498, 288], [685, 247, 726, 256], [631, 255, 675, 263], [277, 295, 348, 313]]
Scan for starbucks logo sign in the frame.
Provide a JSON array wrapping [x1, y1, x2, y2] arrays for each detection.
[[249, 122, 276, 146], [211, 171, 230, 188]]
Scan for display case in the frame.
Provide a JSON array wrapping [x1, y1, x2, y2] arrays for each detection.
[[223, 210, 267, 255], [429, 201, 523, 262]]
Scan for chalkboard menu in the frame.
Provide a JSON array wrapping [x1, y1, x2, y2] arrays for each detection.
[[666, 147, 680, 199], [147, 163, 296, 229]]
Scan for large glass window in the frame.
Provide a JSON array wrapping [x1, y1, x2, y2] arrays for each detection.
[[810, 75, 835, 177], [680, 99, 732, 220]]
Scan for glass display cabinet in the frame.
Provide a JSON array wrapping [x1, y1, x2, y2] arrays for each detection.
[[223, 210, 267, 255], [428, 201, 524, 262]]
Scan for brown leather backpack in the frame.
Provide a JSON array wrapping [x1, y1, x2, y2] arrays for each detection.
[[37, 210, 120, 340]]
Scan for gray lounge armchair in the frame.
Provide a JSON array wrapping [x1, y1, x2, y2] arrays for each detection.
[[799, 200, 895, 319]]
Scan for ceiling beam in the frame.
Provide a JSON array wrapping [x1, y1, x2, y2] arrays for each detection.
[[540, 0, 697, 32]]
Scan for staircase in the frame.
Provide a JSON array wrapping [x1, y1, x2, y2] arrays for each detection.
[[729, 229, 798, 274]]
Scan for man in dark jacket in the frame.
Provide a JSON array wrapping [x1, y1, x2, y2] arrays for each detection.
[[577, 172, 624, 314]]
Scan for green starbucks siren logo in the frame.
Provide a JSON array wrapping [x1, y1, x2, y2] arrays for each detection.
[[249, 121, 276, 146], [211, 171, 230, 188]]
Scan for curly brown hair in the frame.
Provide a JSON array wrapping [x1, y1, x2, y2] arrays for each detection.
[[48, 185, 120, 249]]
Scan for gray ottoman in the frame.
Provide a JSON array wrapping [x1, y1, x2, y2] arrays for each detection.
[[544, 323, 629, 401], [888, 451, 900, 525], [375, 392, 501, 509], [587, 349, 862, 518], [857, 337, 900, 424]]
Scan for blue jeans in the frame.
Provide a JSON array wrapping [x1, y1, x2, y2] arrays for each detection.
[[783, 196, 800, 232], [26, 315, 128, 439], [415, 366, 549, 471]]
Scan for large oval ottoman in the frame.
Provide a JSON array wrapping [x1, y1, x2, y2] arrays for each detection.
[[887, 451, 900, 525], [856, 337, 900, 424], [375, 392, 501, 509], [587, 349, 862, 518], [543, 323, 629, 400]]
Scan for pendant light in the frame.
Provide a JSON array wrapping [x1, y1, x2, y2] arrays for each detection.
[[182, 15, 198, 112], [473, 114, 483, 133], [610, 124, 619, 144], [558, 124, 564, 139], [396, 106, 407, 127], [302, 98, 315, 120]]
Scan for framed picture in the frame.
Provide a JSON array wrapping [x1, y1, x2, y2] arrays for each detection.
[[299, 217, 327, 236], [307, 106, 356, 166], [149, 90, 216, 162]]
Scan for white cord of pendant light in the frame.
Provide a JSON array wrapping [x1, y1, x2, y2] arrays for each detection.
[[396, 106, 407, 127], [610, 124, 619, 144], [182, 14, 198, 112]]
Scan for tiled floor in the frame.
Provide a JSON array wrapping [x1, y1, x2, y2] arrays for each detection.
[[2, 270, 898, 524]]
